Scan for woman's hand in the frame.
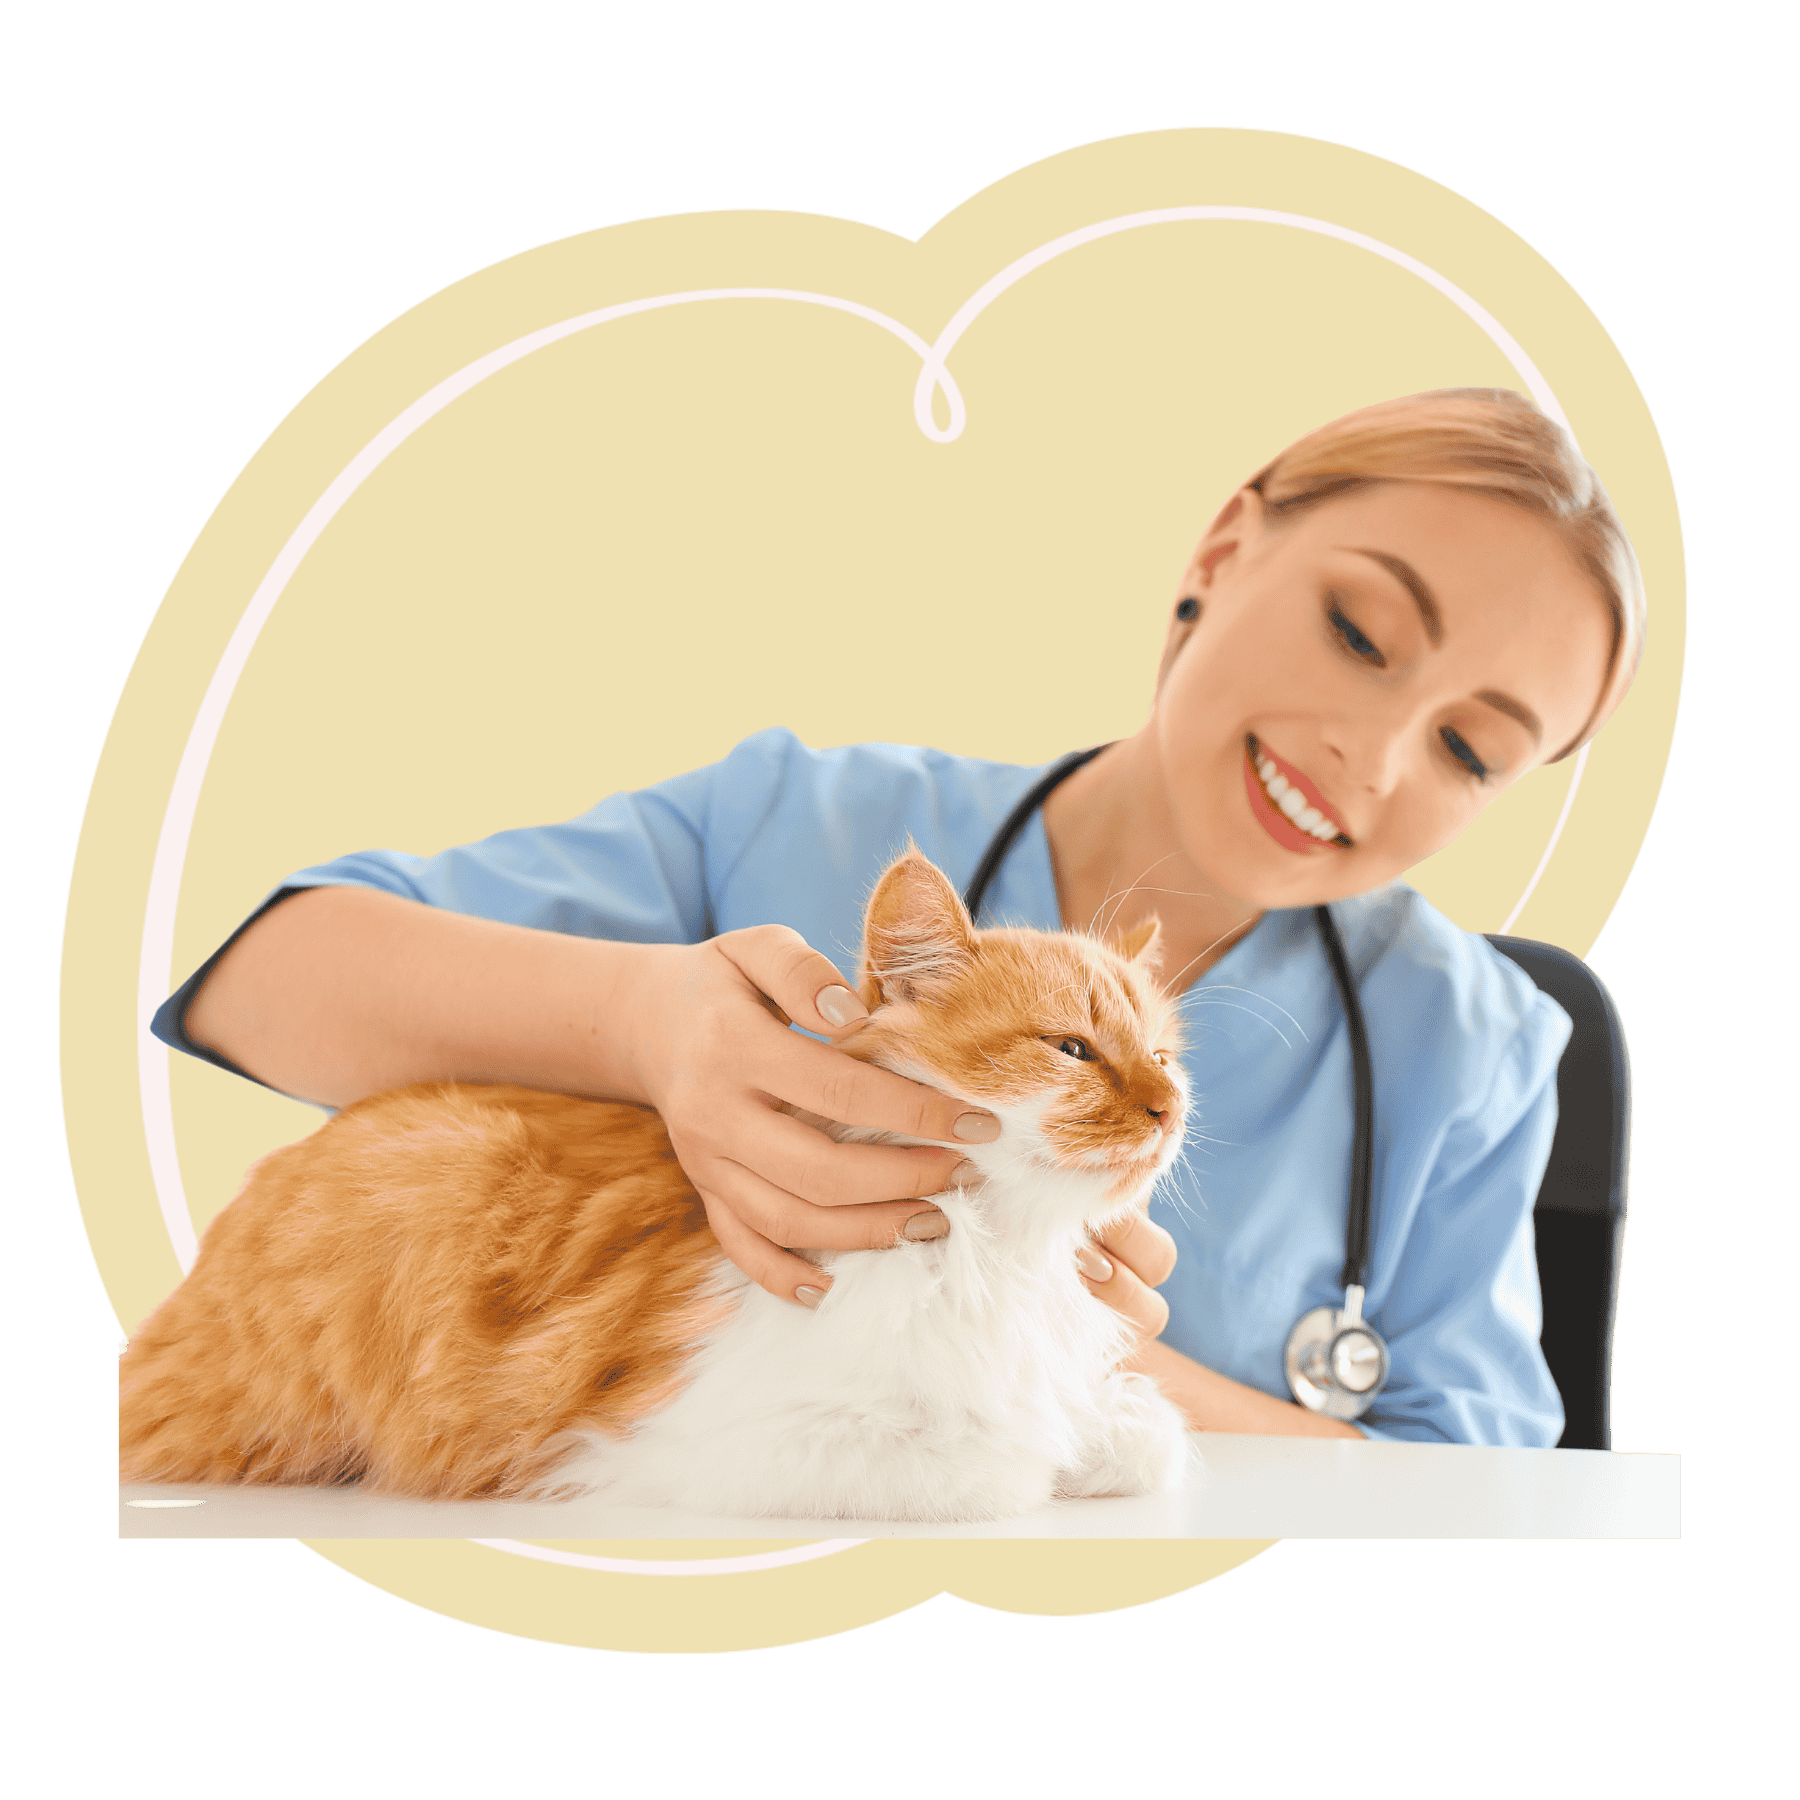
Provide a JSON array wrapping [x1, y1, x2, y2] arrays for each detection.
[[184, 888, 996, 1310], [1076, 1214, 1359, 1434], [1076, 1210, 1178, 1341], [618, 925, 1000, 1307]]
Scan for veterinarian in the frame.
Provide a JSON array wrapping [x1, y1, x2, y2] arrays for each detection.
[[156, 388, 1644, 1446]]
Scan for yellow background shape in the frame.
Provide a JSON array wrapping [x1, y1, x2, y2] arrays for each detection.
[[311, 1539, 1275, 1653], [69, 129, 1682, 1651]]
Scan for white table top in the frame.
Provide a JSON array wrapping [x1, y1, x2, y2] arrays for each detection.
[[121, 1433, 1679, 1539]]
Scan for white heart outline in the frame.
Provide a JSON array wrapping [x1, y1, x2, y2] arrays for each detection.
[[131, 207, 1579, 1573]]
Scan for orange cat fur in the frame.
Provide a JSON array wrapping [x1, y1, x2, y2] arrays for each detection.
[[121, 850, 1190, 1514], [119, 1084, 726, 1497]]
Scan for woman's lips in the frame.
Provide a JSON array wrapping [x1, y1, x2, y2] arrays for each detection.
[[1243, 735, 1352, 854]]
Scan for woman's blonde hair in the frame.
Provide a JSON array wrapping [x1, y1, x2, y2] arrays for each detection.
[[1247, 389, 1646, 758]]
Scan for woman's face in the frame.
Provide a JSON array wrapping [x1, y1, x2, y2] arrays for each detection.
[[1154, 480, 1615, 909]]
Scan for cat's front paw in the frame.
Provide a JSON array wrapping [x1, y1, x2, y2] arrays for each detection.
[[1055, 1373, 1193, 1499]]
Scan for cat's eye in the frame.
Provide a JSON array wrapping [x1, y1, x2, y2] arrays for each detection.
[[1050, 1036, 1095, 1061], [1153, 1051, 1169, 1067], [1441, 727, 1490, 781], [1328, 597, 1386, 668]]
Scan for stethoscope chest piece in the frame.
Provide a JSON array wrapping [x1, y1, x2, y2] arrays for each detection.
[[1283, 1286, 1391, 1422]]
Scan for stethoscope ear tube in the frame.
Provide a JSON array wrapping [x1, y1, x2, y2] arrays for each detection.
[[1313, 904, 1374, 1296], [961, 745, 1110, 924], [1285, 907, 1390, 1419]]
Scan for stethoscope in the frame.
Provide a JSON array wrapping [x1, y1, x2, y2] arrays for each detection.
[[961, 744, 1390, 1422]]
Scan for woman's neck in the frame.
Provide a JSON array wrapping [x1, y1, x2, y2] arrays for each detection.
[[1039, 730, 1262, 995]]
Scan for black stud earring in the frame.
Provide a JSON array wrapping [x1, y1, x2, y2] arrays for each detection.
[[1175, 597, 1200, 622]]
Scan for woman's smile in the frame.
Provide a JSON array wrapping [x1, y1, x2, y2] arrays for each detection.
[[1243, 733, 1352, 853], [1138, 480, 1616, 911]]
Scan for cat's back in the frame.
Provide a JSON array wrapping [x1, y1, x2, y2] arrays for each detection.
[[120, 1083, 725, 1496], [169, 1083, 690, 1290], [276, 1080, 687, 1222]]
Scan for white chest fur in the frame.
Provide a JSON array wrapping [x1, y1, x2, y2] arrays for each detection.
[[562, 1098, 1193, 1522]]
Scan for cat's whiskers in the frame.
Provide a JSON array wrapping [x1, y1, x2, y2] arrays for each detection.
[[1145, 1130, 1206, 1218], [1179, 1120, 1234, 1146], [1154, 1173, 1202, 1228], [1089, 853, 1181, 942], [1089, 881, 1225, 942], [1179, 996, 1299, 1049], [1093, 862, 1262, 952], [1160, 917, 1264, 994], [1189, 984, 1310, 1042]]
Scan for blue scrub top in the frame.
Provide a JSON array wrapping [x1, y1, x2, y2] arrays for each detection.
[[155, 727, 1569, 1446]]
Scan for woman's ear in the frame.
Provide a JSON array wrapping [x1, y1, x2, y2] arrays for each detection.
[[1155, 486, 1264, 695], [1191, 485, 1267, 589]]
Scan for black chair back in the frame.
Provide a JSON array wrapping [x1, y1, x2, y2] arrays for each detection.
[[1485, 936, 1631, 1450]]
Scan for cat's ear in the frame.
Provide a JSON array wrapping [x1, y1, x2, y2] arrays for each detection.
[[1111, 914, 1164, 971], [859, 847, 978, 1007]]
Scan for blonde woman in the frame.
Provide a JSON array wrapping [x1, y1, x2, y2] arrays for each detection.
[[158, 388, 1645, 1447]]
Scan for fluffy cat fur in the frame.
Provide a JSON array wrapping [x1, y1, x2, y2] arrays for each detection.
[[120, 850, 1193, 1521]]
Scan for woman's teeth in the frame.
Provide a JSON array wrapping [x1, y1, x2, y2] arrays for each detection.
[[1253, 748, 1342, 843]]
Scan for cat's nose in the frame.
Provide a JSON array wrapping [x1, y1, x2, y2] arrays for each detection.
[[1146, 1105, 1176, 1136]]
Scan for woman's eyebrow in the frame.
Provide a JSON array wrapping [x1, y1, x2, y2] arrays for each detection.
[[1476, 689, 1543, 743], [1340, 547, 1443, 646]]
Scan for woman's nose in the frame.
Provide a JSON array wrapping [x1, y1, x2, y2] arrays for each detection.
[[1324, 717, 1409, 797]]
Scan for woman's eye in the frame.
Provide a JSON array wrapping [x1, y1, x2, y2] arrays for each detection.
[[1052, 1037, 1093, 1060], [1442, 728, 1490, 781], [1328, 600, 1386, 668]]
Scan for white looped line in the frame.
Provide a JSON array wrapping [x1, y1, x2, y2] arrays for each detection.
[[469, 1537, 868, 1574], [136, 286, 955, 1274], [1496, 744, 1590, 935], [912, 206, 1568, 439]]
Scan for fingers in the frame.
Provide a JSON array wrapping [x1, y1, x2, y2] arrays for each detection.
[[694, 1152, 954, 1255], [696, 1162, 955, 1307], [707, 928, 1001, 1147], [722, 1106, 971, 1208], [652, 923, 1004, 1310], [698, 1186, 835, 1307], [1078, 1208, 1178, 1341], [1077, 1240, 1172, 1340], [754, 1027, 1000, 1147], [1095, 1210, 1178, 1288], [713, 924, 873, 1039]]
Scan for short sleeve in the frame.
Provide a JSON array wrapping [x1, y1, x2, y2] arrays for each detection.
[[1354, 1005, 1569, 1446], [148, 737, 778, 1076]]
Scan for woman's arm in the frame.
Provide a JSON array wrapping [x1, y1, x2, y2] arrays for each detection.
[[180, 884, 1000, 1303], [187, 884, 667, 1107], [1125, 1338, 1362, 1439]]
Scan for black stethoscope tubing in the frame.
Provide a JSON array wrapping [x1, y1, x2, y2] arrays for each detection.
[[960, 743, 1111, 927], [1311, 896, 1374, 1295], [961, 744, 1385, 1414]]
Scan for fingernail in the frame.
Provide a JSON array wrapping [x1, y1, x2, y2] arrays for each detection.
[[795, 1284, 827, 1308], [952, 1111, 1001, 1143], [903, 1209, 950, 1241], [1077, 1246, 1113, 1281], [816, 985, 869, 1029], [951, 1159, 980, 1187]]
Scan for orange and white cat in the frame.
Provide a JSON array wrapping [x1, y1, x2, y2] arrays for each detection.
[[120, 850, 1193, 1521]]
